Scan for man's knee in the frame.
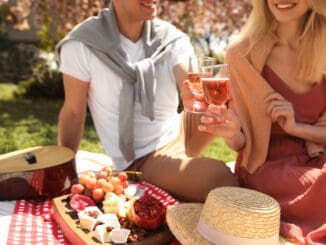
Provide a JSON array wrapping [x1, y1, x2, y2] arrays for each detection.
[[199, 159, 239, 190]]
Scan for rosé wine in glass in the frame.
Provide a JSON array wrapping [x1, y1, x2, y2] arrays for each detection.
[[202, 77, 230, 105], [201, 64, 230, 106], [188, 72, 211, 96]]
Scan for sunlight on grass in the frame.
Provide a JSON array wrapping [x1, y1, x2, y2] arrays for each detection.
[[202, 138, 237, 163], [0, 83, 20, 100]]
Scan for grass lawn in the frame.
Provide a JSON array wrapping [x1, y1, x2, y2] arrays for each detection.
[[0, 83, 236, 163]]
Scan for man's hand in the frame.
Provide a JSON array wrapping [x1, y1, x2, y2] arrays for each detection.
[[181, 80, 208, 113]]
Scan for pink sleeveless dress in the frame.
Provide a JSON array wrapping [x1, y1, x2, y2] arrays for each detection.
[[237, 65, 326, 245]]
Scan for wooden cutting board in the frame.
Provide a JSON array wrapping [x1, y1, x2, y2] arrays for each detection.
[[53, 195, 174, 245]]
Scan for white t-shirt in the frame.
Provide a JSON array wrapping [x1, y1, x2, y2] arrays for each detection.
[[59, 33, 194, 170]]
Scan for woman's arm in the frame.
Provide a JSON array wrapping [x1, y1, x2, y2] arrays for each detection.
[[265, 92, 326, 145], [291, 123, 326, 145]]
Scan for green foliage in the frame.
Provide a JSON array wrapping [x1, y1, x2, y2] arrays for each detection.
[[0, 5, 39, 84], [1, 43, 40, 84], [0, 8, 61, 99], [37, 16, 57, 53], [18, 60, 64, 99]]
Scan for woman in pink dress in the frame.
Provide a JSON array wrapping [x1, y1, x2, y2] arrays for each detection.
[[198, 0, 326, 244]]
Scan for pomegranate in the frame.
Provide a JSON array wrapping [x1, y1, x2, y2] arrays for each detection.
[[69, 194, 96, 212], [132, 194, 166, 230]]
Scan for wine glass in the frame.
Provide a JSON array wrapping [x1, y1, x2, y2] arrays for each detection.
[[201, 64, 230, 106], [187, 56, 215, 96], [183, 56, 215, 113]]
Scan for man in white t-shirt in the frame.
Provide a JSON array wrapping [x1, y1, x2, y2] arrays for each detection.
[[56, 0, 238, 202]]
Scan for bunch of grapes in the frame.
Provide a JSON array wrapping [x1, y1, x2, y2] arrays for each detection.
[[70, 167, 129, 202]]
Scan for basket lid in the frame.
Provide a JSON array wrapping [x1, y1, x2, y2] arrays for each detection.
[[0, 146, 75, 174]]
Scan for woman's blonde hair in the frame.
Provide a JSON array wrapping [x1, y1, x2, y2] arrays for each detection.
[[239, 0, 326, 82]]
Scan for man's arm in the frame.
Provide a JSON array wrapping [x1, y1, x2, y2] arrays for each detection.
[[58, 73, 89, 153], [173, 63, 195, 109], [173, 63, 188, 92]]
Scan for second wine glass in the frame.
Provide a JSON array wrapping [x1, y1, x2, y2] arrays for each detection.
[[184, 56, 215, 113]]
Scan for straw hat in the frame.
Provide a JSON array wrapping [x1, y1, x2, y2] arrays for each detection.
[[166, 186, 282, 245]]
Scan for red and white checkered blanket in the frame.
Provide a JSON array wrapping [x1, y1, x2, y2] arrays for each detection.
[[7, 181, 179, 245], [7, 199, 68, 245]]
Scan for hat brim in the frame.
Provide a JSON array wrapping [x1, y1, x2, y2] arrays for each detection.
[[166, 203, 212, 245], [166, 203, 297, 245]]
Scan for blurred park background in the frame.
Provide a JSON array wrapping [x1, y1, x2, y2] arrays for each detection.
[[0, 0, 251, 162]]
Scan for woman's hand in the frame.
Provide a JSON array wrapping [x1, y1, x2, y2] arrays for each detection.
[[264, 92, 297, 134], [198, 104, 245, 151]]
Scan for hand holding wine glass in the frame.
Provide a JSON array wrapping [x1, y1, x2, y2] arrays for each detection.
[[198, 64, 245, 148], [198, 103, 245, 150]]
